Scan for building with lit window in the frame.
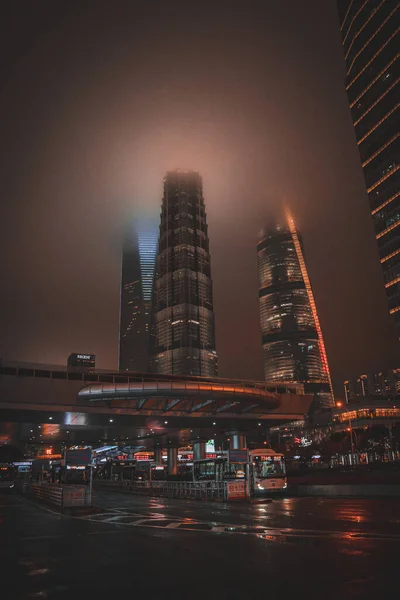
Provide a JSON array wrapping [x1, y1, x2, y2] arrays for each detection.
[[344, 368, 400, 403], [119, 223, 157, 372], [337, 1, 400, 333], [257, 211, 333, 408], [150, 170, 218, 376]]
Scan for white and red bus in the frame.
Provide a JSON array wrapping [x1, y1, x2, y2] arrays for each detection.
[[249, 449, 287, 494]]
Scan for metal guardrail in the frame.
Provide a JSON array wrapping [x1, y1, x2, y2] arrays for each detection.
[[30, 483, 90, 508], [122, 480, 227, 501], [0, 360, 302, 395], [31, 484, 64, 507]]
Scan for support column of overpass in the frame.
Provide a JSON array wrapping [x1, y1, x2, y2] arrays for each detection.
[[154, 446, 163, 465], [228, 432, 247, 450], [192, 440, 206, 461], [167, 446, 178, 476]]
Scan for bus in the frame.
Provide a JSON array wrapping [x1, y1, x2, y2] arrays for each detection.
[[193, 457, 246, 482], [249, 449, 287, 495]]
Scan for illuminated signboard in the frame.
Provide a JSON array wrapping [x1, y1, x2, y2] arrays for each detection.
[[67, 353, 96, 372], [36, 454, 62, 460], [228, 449, 249, 463], [206, 439, 215, 453], [134, 453, 154, 461], [65, 449, 92, 466]]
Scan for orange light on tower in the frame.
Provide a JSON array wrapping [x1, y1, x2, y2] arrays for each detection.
[[286, 208, 334, 404]]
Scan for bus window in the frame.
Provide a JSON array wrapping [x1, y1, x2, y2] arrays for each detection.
[[253, 455, 285, 478], [194, 460, 216, 481]]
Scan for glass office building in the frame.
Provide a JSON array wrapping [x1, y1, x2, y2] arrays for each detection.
[[337, 1, 400, 332], [119, 224, 157, 372], [257, 213, 333, 407], [150, 170, 218, 377]]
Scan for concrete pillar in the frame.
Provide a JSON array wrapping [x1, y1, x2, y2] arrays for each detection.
[[154, 446, 163, 465], [193, 440, 206, 461], [167, 446, 178, 476], [229, 432, 247, 450]]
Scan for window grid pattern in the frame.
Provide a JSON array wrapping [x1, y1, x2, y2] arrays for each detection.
[[257, 222, 331, 404], [150, 171, 218, 376], [338, 0, 400, 331]]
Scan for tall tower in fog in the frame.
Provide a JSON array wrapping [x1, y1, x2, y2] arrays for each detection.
[[119, 223, 157, 372], [150, 170, 218, 376], [257, 211, 333, 408], [337, 1, 400, 334]]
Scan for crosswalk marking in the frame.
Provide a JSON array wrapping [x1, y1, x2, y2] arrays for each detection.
[[77, 510, 400, 542]]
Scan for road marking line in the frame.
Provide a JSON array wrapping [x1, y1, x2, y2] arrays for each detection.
[[14, 496, 400, 542], [127, 518, 155, 526]]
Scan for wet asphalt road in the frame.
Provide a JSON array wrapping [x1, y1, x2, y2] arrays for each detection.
[[1, 491, 400, 600]]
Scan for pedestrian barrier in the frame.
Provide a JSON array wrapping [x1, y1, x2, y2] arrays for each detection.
[[30, 483, 91, 508], [122, 480, 230, 501], [31, 484, 64, 507], [63, 485, 89, 507]]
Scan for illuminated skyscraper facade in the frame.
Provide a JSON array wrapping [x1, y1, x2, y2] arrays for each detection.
[[344, 368, 400, 403], [337, 1, 400, 332], [257, 213, 333, 407], [150, 170, 218, 376], [119, 224, 157, 372]]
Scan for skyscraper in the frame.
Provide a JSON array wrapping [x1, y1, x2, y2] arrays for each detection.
[[344, 369, 400, 403], [119, 223, 157, 372], [150, 170, 218, 377], [257, 211, 333, 407], [337, 1, 400, 332]]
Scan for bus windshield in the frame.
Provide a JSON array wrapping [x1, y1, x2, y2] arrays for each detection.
[[253, 455, 285, 478]]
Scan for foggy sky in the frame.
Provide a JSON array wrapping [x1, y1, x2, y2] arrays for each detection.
[[1, 1, 398, 396]]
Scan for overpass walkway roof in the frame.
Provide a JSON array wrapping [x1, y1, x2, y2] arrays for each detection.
[[78, 379, 280, 415]]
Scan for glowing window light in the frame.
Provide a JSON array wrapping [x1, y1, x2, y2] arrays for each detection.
[[346, 28, 400, 91], [357, 103, 399, 146], [376, 218, 400, 240], [286, 208, 334, 403], [138, 229, 158, 301], [349, 53, 399, 108], [340, 0, 354, 32], [381, 245, 400, 264], [346, 3, 397, 73], [372, 190, 400, 217], [354, 78, 400, 127], [385, 276, 400, 289], [342, 0, 369, 46], [368, 164, 400, 194], [363, 134, 399, 169]]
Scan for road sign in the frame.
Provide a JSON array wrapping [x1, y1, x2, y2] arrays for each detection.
[[65, 449, 92, 466], [228, 449, 248, 463], [226, 480, 246, 500]]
